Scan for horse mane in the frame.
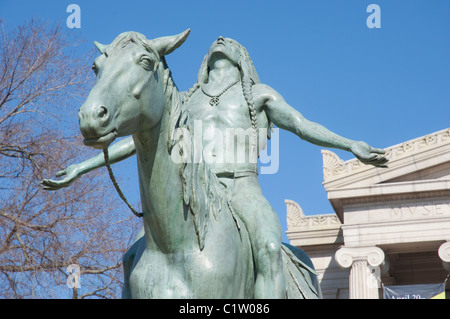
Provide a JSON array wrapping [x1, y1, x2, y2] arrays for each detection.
[[164, 61, 241, 251]]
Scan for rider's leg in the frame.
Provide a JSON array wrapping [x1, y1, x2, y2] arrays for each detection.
[[228, 175, 286, 299]]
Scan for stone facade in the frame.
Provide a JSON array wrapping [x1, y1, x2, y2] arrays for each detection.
[[286, 128, 450, 299]]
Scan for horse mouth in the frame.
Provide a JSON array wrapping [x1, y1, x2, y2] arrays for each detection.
[[83, 130, 117, 149]]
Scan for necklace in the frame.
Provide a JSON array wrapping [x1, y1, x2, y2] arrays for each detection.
[[201, 80, 239, 106]]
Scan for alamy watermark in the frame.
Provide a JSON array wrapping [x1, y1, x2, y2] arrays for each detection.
[[170, 120, 279, 175], [367, 265, 382, 289], [366, 4, 381, 29], [66, 264, 81, 289], [66, 4, 81, 29], [67, 4, 381, 30]]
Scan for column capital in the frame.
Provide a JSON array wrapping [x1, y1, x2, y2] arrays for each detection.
[[438, 241, 450, 272], [438, 241, 450, 262], [335, 246, 385, 269]]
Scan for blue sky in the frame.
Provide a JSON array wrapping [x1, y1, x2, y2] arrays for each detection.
[[2, 0, 449, 242]]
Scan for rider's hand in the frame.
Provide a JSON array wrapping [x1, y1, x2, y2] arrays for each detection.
[[350, 141, 389, 168], [41, 164, 82, 190]]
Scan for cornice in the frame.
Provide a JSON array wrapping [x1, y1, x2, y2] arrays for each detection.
[[322, 128, 450, 188]]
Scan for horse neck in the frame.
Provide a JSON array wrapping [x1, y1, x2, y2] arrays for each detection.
[[133, 73, 180, 175], [133, 79, 201, 251]]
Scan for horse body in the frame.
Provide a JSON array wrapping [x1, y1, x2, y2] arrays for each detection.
[[77, 30, 320, 299]]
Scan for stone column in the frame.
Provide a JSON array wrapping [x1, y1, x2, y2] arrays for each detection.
[[438, 241, 450, 272], [335, 246, 385, 299]]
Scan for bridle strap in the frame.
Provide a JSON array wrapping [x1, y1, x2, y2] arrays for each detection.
[[103, 148, 143, 218]]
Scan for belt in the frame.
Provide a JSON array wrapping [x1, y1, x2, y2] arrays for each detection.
[[213, 166, 258, 179]]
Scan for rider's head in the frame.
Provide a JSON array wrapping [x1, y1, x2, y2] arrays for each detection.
[[197, 37, 260, 86]]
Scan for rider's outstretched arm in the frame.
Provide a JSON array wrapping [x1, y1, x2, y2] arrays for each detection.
[[42, 136, 136, 190], [254, 84, 388, 168]]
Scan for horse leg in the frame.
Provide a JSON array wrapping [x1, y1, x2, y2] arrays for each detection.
[[122, 227, 145, 299]]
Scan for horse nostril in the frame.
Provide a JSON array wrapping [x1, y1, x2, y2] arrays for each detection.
[[97, 106, 108, 119]]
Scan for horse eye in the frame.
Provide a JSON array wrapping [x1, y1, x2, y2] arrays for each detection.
[[92, 63, 98, 75], [139, 56, 153, 71]]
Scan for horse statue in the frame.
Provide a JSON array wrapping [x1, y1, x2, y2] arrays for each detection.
[[71, 30, 321, 298]]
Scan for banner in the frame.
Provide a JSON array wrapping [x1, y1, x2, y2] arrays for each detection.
[[383, 283, 445, 299]]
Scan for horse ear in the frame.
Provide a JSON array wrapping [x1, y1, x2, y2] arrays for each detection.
[[151, 29, 190, 57], [94, 41, 108, 54]]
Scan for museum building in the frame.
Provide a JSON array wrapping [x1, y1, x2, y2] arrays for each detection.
[[286, 128, 450, 299]]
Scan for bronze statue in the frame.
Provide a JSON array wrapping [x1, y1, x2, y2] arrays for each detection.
[[43, 30, 387, 298]]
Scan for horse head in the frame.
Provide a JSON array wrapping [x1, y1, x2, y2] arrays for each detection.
[[78, 29, 190, 149]]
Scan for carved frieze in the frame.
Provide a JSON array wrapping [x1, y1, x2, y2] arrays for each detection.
[[322, 127, 450, 182], [285, 199, 340, 230]]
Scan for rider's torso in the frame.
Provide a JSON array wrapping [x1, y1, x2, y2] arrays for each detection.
[[186, 83, 268, 174]]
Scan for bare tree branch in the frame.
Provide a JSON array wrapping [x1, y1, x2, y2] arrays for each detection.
[[0, 18, 140, 299]]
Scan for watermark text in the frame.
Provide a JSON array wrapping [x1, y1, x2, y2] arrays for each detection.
[[171, 120, 279, 175]]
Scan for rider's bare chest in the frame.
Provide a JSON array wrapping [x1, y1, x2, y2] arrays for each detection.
[[187, 85, 251, 128]]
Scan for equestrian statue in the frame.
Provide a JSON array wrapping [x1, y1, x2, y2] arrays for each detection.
[[42, 29, 387, 298]]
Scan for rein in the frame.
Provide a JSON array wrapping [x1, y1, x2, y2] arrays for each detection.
[[103, 148, 143, 218]]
